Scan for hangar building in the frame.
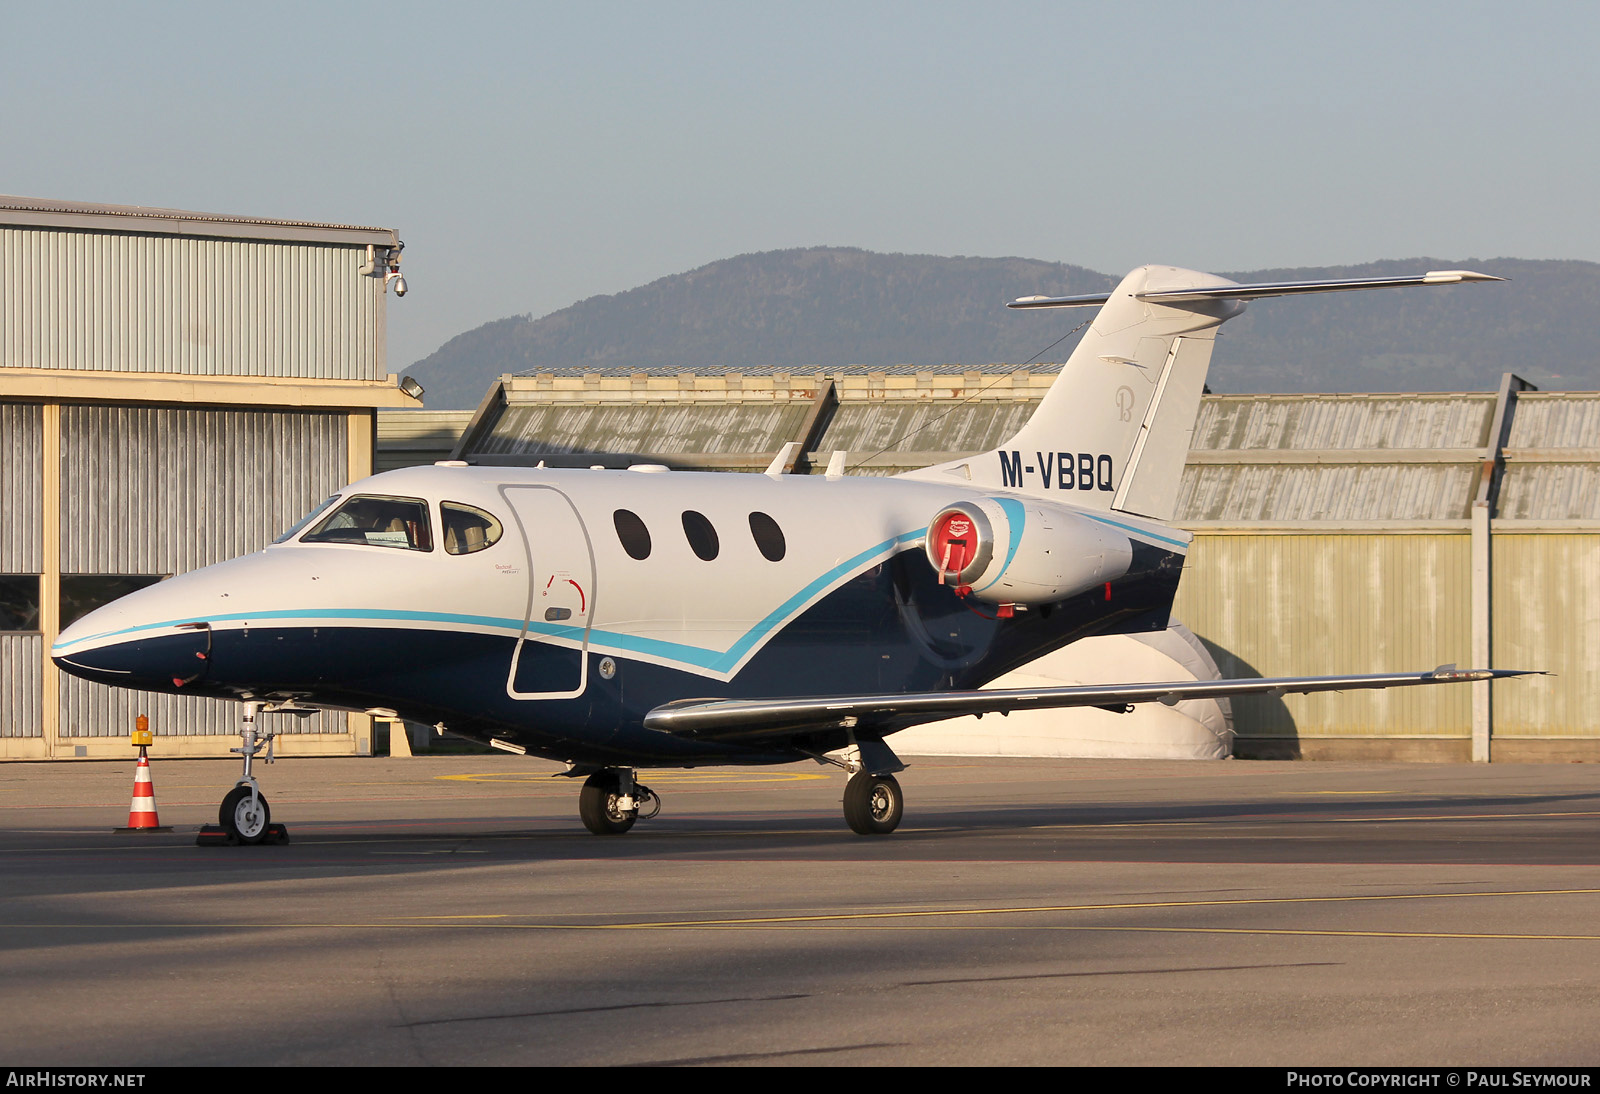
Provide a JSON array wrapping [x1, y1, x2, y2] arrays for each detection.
[[1, 196, 419, 760], [379, 366, 1599, 762]]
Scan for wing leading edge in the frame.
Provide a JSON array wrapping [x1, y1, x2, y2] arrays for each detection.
[[643, 668, 1538, 743]]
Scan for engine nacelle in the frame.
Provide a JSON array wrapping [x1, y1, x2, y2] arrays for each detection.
[[924, 497, 1134, 605]]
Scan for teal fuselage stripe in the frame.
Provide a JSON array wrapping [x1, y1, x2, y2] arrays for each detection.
[[1083, 510, 1189, 549], [54, 527, 932, 676]]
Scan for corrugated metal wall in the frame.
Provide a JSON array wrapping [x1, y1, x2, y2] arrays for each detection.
[[1, 402, 43, 571], [1499, 393, 1600, 521], [1, 403, 43, 738], [60, 406, 347, 572], [1172, 533, 1474, 738], [821, 402, 1037, 457], [1492, 533, 1600, 736], [1, 227, 379, 379], [1177, 464, 1478, 522], [1498, 467, 1600, 521], [482, 403, 811, 456], [57, 405, 350, 737], [1191, 394, 1493, 450], [1506, 392, 1600, 448], [0, 636, 42, 739]]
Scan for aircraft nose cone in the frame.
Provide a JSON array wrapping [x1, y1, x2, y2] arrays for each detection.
[[52, 603, 213, 691]]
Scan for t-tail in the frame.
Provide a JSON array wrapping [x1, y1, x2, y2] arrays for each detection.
[[901, 264, 1505, 522]]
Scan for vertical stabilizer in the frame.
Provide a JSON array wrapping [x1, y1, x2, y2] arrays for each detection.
[[899, 264, 1502, 520], [902, 265, 1241, 521]]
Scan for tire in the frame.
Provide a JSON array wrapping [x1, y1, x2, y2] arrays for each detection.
[[220, 785, 271, 844], [579, 772, 637, 835], [843, 772, 903, 835]]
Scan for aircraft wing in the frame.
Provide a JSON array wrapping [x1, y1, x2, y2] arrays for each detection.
[[643, 667, 1537, 743]]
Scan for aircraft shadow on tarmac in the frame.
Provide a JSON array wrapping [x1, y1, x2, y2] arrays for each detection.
[[1192, 639, 1301, 753], [9, 784, 1600, 913]]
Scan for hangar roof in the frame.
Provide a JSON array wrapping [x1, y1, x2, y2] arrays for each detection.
[[1498, 391, 1600, 521], [1177, 393, 1497, 523], [0, 194, 398, 247], [383, 370, 1599, 525]]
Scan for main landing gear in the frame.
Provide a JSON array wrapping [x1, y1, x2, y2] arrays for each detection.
[[577, 769, 660, 835], [570, 740, 907, 837], [198, 701, 290, 846], [842, 771, 903, 835], [823, 736, 907, 836]]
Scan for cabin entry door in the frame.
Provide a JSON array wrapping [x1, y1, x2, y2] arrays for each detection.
[[501, 485, 596, 700]]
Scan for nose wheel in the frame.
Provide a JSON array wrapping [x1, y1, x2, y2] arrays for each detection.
[[220, 784, 272, 843], [578, 769, 659, 835]]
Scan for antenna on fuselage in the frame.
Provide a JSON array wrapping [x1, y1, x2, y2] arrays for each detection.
[[764, 442, 801, 478]]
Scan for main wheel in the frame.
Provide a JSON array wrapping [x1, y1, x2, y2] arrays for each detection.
[[579, 771, 637, 835], [220, 785, 271, 844], [843, 772, 903, 835]]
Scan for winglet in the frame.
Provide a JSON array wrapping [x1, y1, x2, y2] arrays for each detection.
[[1423, 270, 1508, 284]]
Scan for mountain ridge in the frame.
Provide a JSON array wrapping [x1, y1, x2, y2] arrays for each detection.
[[407, 248, 1598, 409]]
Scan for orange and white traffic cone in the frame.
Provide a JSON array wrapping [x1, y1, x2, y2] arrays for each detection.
[[121, 753, 164, 831]]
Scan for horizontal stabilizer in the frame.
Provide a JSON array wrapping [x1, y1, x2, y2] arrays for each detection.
[[1008, 270, 1505, 310], [644, 668, 1539, 743]]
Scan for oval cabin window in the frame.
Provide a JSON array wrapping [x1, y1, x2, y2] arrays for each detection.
[[681, 511, 719, 561], [748, 512, 786, 562], [614, 509, 652, 560]]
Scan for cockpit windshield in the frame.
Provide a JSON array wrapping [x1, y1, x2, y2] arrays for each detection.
[[273, 496, 339, 545], [299, 495, 434, 551]]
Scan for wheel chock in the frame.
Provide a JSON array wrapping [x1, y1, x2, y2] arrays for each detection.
[[195, 823, 290, 847]]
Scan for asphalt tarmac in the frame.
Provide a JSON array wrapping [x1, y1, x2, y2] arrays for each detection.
[[4, 753, 1600, 1066]]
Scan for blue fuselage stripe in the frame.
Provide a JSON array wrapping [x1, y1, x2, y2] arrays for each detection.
[[1082, 511, 1189, 549]]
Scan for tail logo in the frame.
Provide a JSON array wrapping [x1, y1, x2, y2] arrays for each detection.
[[1115, 385, 1135, 421]]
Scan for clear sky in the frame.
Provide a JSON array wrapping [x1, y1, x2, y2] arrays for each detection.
[[5, 1, 1596, 373]]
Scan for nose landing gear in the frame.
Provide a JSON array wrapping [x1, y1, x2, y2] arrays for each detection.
[[197, 701, 290, 846], [577, 768, 660, 835]]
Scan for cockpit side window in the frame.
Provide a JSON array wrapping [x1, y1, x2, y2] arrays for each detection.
[[442, 502, 503, 555], [300, 495, 434, 551]]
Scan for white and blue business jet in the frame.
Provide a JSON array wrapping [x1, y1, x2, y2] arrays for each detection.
[[53, 264, 1529, 842]]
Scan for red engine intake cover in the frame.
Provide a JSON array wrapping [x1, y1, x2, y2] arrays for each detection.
[[927, 505, 991, 585]]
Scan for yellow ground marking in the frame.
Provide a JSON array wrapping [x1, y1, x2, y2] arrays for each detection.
[[15, 889, 1600, 942], [1299, 790, 1406, 795], [436, 770, 830, 786], [1025, 809, 1600, 831], [377, 887, 1600, 929], [1070, 926, 1600, 941], [10, 921, 1600, 942]]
